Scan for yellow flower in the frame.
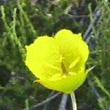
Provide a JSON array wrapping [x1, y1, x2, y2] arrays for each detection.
[[25, 29, 89, 94]]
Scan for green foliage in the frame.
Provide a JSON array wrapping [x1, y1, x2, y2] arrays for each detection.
[[0, 0, 110, 110], [84, 1, 110, 110]]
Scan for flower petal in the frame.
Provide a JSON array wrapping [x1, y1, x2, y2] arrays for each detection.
[[55, 29, 89, 72], [37, 66, 87, 94], [25, 36, 62, 79]]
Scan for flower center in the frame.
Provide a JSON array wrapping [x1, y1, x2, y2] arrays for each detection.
[[61, 62, 68, 75]]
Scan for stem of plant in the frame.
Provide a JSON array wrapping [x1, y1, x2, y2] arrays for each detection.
[[70, 92, 77, 110]]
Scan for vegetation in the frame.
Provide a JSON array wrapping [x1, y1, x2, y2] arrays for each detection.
[[0, 0, 110, 110]]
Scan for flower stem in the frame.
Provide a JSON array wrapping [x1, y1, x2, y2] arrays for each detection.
[[70, 92, 77, 110]]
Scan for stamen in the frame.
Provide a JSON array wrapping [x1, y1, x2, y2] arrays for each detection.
[[69, 58, 80, 69], [61, 62, 68, 74], [45, 63, 61, 72]]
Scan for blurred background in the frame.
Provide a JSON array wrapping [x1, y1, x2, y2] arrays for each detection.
[[0, 0, 110, 110]]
